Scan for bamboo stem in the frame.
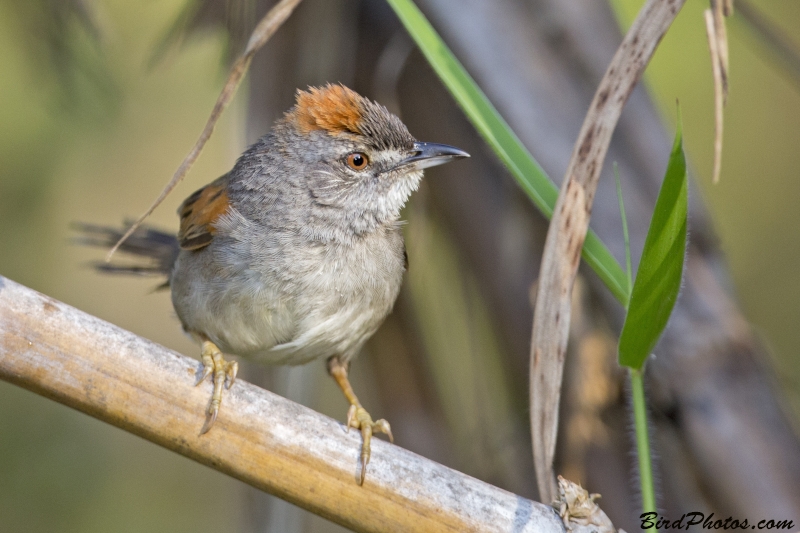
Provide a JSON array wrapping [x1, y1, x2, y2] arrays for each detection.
[[0, 275, 563, 533]]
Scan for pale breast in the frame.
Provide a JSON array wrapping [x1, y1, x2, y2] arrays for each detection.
[[171, 212, 406, 366], [264, 228, 406, 365]]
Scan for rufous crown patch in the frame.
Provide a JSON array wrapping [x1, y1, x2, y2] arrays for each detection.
[[290, 84, 364, 135]]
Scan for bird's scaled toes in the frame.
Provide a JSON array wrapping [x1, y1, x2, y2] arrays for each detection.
[[196, 340, 235, 435], [345, 405, 393, 485]]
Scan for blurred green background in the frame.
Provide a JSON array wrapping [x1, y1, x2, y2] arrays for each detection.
[[0, 1, 246, 531], [0, 0, 798, 531]]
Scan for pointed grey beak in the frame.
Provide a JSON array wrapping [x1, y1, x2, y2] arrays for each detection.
[[396, 142, 470, 171]]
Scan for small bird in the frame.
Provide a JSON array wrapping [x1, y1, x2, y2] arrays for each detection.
[[79, 84, 468, 484]]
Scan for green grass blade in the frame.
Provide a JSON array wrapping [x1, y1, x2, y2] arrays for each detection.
[[386, 0, 630, 306], [618, 110, 687, 370]]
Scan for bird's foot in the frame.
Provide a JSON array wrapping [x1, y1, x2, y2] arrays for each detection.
[[327, 355, 393, 485], [346, 404, 393, 485], [196, 339, 238, 434]]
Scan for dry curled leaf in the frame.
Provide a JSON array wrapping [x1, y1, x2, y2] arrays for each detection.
[[553, 476, 617, 533]]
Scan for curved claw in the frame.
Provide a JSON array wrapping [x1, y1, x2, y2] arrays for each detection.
[[199, 406, 218, 435], [375, 419, 393, 444], [225, 360, 238, 389], [196, 362, 213, 386]]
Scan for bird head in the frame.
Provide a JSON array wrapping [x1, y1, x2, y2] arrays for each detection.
[[268, 84, 469, 235]]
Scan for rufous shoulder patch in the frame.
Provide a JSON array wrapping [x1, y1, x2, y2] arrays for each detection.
[[178, 173, 230, 251], [290, 84, 364, 135]]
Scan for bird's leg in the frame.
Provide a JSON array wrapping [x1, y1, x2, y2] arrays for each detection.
[[327, 356, 393, 485], [196, 338, 238, 435]]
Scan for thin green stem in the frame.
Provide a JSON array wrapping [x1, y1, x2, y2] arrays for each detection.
[[630, 368, 657, 521], [614, 162, 633, 294]]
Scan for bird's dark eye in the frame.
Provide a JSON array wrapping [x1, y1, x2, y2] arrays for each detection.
[[346, 152, 369, 170]]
